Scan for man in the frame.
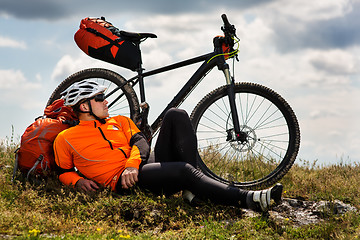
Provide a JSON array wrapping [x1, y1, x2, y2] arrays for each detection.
[[54, 80, 283, 212]]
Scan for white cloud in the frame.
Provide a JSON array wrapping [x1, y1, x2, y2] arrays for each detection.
[[308, 49, 358, 75], [291, 87, 360, 164], [51, 53, 122, 82], [0, 35, 27, 49], [0, 69, 43, 110], [35, 73, 42, 82], [267, 0, 353, 21], [51, 55, 81, 81], [0, 69, 39, 89]]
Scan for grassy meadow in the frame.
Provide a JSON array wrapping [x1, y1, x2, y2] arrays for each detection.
[[1, 139, 360, 239]]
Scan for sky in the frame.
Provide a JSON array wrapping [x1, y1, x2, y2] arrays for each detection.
[[0, 0, 359, 166]]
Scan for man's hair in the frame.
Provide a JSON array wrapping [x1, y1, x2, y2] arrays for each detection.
[[72, 100, 87, 117]]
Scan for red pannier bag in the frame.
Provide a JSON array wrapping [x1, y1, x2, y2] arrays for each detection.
[[13, 99, 78, 180], [74, 17, 142, 71]]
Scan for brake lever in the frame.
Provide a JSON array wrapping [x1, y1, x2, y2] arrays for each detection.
[[221, 14, 236, 35], [221, 14, 236, 47]]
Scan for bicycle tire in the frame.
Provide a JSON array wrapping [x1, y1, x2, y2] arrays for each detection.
[[190, 82, 300, 189], [47, 68, 140, 121]]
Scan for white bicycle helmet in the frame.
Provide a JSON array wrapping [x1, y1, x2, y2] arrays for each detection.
[[61, 80, 107, 106]]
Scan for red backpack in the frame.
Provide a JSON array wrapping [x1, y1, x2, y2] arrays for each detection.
[[74, 17, 141, 71], [13, 99, 78, 180]]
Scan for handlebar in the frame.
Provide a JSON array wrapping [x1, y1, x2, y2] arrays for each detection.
[[221, 14, 231, 31], [220, 14, 237, 47], [221, 14, 236, 36], [212, 14, 239, 64]]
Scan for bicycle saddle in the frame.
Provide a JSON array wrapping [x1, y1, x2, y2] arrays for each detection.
[[120, 30, 157, 42]]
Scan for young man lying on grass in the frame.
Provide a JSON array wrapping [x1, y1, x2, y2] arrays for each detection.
[[54, 80, 283, 212]]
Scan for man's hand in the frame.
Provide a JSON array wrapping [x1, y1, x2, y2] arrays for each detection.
[[75, 178, 99, 192], [121, 167, 139, 189]]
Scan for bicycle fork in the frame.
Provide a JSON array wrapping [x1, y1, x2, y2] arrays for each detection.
[[213, 36, 245, 143], [222, 64, 247, 143]]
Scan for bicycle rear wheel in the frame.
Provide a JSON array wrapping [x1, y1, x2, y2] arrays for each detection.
[[47, 68, 140, 121], [190, 82, 300, 189]]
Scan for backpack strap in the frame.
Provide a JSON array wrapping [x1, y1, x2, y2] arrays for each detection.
[[86, 28, 126, 48], [26, 154, 44, 180]]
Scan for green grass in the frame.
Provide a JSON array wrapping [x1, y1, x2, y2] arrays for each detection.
[[1, 139, 360, 239]]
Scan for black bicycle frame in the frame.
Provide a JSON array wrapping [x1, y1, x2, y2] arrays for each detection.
[[107, 52, 216, 130], [106, 49, 241, 136], [147, 54, 219, 131]]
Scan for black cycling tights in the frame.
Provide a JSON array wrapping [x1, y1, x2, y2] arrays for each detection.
[[136, 108, 248, 208]]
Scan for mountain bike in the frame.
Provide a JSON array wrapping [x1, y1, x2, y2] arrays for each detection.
[[47, 14, 300, 189]]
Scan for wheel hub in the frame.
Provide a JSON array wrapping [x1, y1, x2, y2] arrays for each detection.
[[226, 126, 257, 152]]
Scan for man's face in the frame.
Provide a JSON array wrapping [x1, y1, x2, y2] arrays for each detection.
[[89, 93, 109, 119]]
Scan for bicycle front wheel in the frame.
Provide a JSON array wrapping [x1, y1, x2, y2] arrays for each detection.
[[47, 68, 140, 121], [190, 82, 300, 189]]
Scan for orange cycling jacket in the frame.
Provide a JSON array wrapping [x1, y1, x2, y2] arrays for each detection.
[[53, 115, 150, 191]]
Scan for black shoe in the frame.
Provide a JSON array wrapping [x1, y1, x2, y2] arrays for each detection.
[[247, 183, 283, 212]]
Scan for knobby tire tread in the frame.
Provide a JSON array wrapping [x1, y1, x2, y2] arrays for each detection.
[[47, 68, 140, 121], [190, 82, 300, 189]]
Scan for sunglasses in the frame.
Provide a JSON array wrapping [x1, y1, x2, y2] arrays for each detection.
[[91, 93, 106, 102]]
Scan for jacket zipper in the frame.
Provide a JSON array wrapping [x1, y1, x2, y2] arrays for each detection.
[[97, 126, 127, 158], [97, 127, 114, 150]]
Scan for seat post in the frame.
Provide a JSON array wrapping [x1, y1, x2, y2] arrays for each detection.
[[138, 69, 146, 103], [135, 41, 146, 103], [135, 46, 151, 139]]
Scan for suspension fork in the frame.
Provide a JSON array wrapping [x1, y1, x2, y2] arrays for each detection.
[[213, 36, 243, 141], [222, 64, 243, 140]]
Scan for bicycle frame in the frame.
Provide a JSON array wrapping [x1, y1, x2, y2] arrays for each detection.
[[105, 19, 242, 139], [107, 51, 224, 134]]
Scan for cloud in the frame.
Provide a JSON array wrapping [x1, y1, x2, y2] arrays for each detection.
[[309, 49, 358, 75], [268, 0, 352, 21], [292, 87, 360, 164], [265, 0, 360, 52], [0, 69, 32, 89], [0, 69, 43, 110], [51, 53, 126, 83], [0, 0, 275, 20], [51, 54, 94, 82], [0, 0, 67, 20], [0, 35, 27, 49], [309, 110, 340, 120]]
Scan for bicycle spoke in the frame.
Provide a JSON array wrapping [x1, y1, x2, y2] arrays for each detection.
[[258, 139, 288, 152], [255, 139, 284, 160], [254, 108, 281, 131], [197, 122, 227, 135], [243, 94, 258, 126], [108, 97, 128, 111], [242, 96, 265, 127], [256, 123, 287, 131], [200, 112, 227, 131], [252, 102, 272, 130], [192, 82, 299, 188]]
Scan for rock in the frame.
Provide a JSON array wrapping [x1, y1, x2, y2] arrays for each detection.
[[244, 198, 358, 227], [313, 200, 357, 215]]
